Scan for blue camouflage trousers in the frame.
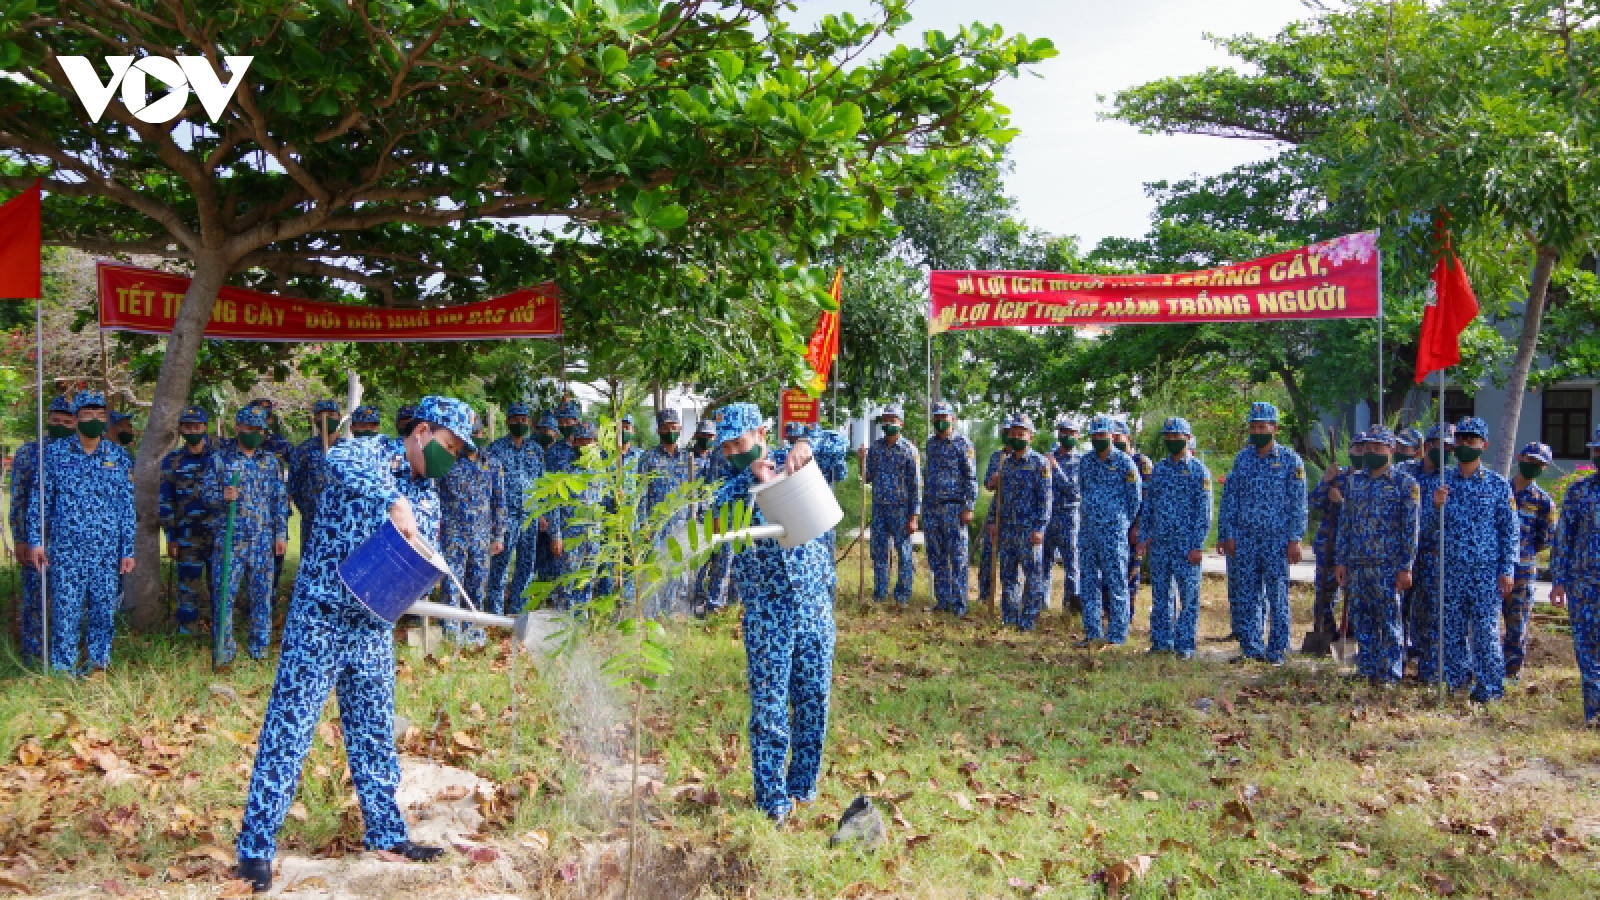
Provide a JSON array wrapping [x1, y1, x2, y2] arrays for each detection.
[[1410, 548, 1444, 681], [211, 539, 276, 663], [1312, 560, 1341, 635], [924, 502, 969, 615], [1569, 586, 1600, 723], [977, 525, 995, 606], [870, 504, 914, 603], [695, 545, 736, 611], [17, 552, 43, 662], [172, 533, 213, 628], [1443, 568, 1504, 700], [1230, 537, 1290, 662], [47, 543, 121, 673], [237, 594, 408, 860], [1148, 546, 1200, 654], [1079, 524, 1130, 643], [998, 527, 1046, 630], [442, 537, 493, 643], [1347, 566, 1404, 682], [1043, 507, 1079, 611], [1501, 564, 1537, 676], [488, 518, 539, 615], [743, 586, 835, 819], [552, 528, 596, 610], [1127, 534, 1143, 619]]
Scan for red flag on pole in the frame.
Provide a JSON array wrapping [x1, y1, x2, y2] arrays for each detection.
[[0, 180, 42, 300], [803, 268, 842, 392], [1414, 224, 1478, 382]]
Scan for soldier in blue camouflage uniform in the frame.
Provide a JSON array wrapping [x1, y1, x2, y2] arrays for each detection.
[[1401, 423, 1453, 680], [11, 395, 76, 661], [922, 401, 977, 615], [1334, 429, 1419, 685], [530, 411, 562, 580], [160, 405, 217, 635], [234, 396, 472, 892], [288, 400, 341, 556], [1425, 417, 1518, 701], [552, 421, 601, 609], [205, 405, 291, 664], [976, 442, 1006, 609], [987, 415, 1052, 629], [1217, 401, 1308, 665], [1075, 414, 1141, 645], [1138, 417, 1212, 658], [1504, 442, 1557, 679], [483, 402, 545, 613], [860, 403, 921, 605], [636, 409, 697, 614], [440, 423, 508, 639], [108, 410, 137, 451], [617, 413, 643, 468], [1551, 426, 1600, 725], [1113, 418, 1153, 621], [349, 405, 382, 438], [1308, 435, 1361, 638], [24, 391, 136, 674], [1394, 429, 1422, 467], [1044, 415, 1083, 614], [711, 403, 847, 823], [381, 404, 418, 458], [692, 417, 737, 613]]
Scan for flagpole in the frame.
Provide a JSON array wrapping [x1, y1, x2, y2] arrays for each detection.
[[1437, 366, 1445, 699], [36, 296, 49, 674], [1376, 228, 1385, 426]]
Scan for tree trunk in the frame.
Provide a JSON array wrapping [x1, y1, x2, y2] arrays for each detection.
[[125, 255, 230, 629], [1273, 363, 1313, 457], [1490, 244, 1560, 476]]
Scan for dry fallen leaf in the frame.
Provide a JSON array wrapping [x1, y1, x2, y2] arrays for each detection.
[[1422, 872, 1456, 896], [1139, 791, 1160, 802], [124, 861, 154, 878], [287, 802, 309, 822], [218, 879, 257, 898]]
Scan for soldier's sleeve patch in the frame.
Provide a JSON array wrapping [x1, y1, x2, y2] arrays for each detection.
[[1126, 470, 1137, 483], [1411, 484, 1420, 502], [1294, 465, 1306, 481]]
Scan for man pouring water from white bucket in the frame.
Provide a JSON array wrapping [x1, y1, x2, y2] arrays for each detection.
[[233, 396, 475, 893], [709, 402, 848, 825]]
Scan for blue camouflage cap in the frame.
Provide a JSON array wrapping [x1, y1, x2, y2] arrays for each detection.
[[1005, 413, 1036, 432], [1087, 414, 1116, 434], [1161, 416, 1193, 436], [1519, 441, 1553, 464], [1247, 401, 1279, 423], [109, 411, 132, 424], [48, 395, 73, 415], [1349, 432, 1367, 449], [716, 403, 764, 445], [351, 404, 381, 425], [783, 421, 807, 439], [312, 399, 340, 415], [72, 390, 106, 411], [931, 401, 954, 417], [1055, 414, 1080, 431], [178, 405, 208, 425], [1454, 416, 1489, 439], [1397, 428, 1423, 448], [1426, 423, 1456, 444], [554, 399, 581, 419], [236, 405, 269, 428], [695, 417, 716, 436], [506, 402, 531, 418], [1111, 418, 1130, 436], [656, 408, 680, 426], [572, 421, 597, 441], [621, 414, 635, 427], [395, 404, 418, 424], [1368, 427, 1397, 446], [880, 402, 904, 420], [415, 395, 478, 452], [538, 411, 559, 430]]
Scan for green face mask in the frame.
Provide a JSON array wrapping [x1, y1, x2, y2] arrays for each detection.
[[353, 428, 379, 438], [934, 420, 952, 433], [46, 424, 74, 440], [727, 445, 763, 472], [882, 425, 901, 436], [1429, 445, 1451, 467], [1347, 453, 1362, 468], [1113, 440, 1129, 452], [1454, 446, 1483, 464], [1363, 452, 1390, 472], [1519, 462, 1546, 480], [659, 431, 679, 446], [559, 424, 576, 439], [115, 431, 134, 445], [534, 432, 555, 448], [182, 432, 206, 446], [1058, 434, 1077, 449], [1165, 439, 1188, 456], [1005, 437, 1030, 452], [422, 438, 458, 479], [77, 420, 107, 438], [1091, 438, 1111, 454], [238, 431, 265, 449], [1249, 433, 1273, 448], [694, 436, 712, 451], [508, 423, 531, 437]]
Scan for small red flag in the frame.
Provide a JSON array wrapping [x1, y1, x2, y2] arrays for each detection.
[[0, 180, 43, 300], [1414, 225, 1478, 382]]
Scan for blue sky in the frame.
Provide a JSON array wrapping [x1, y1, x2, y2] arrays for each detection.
[[794, 0, 1306, 250]]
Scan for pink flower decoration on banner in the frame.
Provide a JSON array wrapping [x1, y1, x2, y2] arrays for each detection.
[[1315, 232, 1378, 267]]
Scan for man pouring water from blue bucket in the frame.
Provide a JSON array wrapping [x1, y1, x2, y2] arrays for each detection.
[[234, 396, 473, 893]]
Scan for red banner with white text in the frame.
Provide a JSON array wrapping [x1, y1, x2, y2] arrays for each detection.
[[929, 232, 1379, 334], [98, 262, 561, 342], [779, 389, 820, 436]]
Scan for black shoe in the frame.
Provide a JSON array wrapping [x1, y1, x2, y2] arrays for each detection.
[[768, 808, 789, 827], [236, 858, 272, 893], [382, 841, 445, 862], [1228, 655, 1250, 665], [1071, 639, 1093, 649]]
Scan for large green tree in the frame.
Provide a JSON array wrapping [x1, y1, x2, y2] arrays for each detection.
[[0, 0, 1053, 622]]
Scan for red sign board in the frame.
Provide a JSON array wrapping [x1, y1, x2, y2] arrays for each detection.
[[779, 389, 820, 435]]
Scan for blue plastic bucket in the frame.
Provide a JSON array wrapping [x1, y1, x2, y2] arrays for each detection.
[[337, 520, 448, 625]]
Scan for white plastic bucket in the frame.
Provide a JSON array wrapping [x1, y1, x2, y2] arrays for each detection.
[[748, 459, 843, 549]]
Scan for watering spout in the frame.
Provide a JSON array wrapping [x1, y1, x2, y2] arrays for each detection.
[[709, 524, 787, 546]]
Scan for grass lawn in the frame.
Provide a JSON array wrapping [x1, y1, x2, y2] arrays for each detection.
[[1, 548, 1598, 898]]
